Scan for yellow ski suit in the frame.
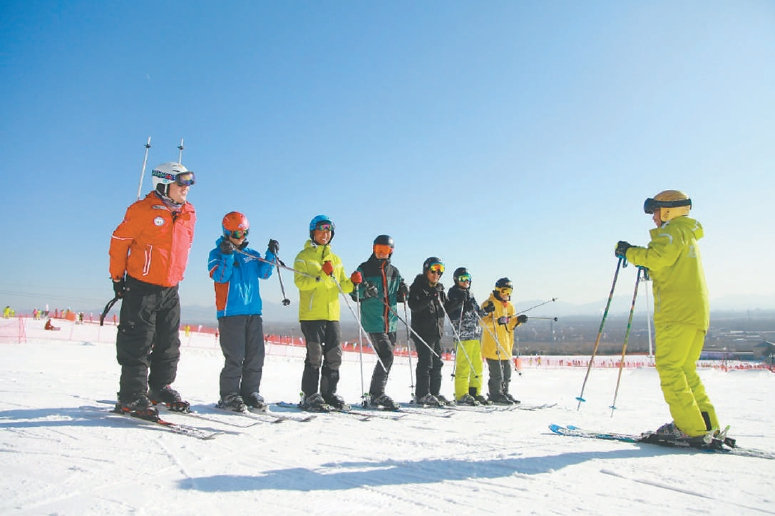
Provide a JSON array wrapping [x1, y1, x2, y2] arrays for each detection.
[[625, 215, 718, 437]]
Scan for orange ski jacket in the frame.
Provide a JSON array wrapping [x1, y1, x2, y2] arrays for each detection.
[[109, 192, 196, 287]]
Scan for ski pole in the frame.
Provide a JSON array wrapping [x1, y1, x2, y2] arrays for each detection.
[[513, 325, 523, 377], [274, 255, 291, 306], [234, 248, 293, 306], [136, 137, 152, 201], [576, 256, 624, 410], [99, 296, 120, 326], [516, 297, 558, 315], [355, 286, 366, 406], [531, 316, 559, 321], [490, 310, 510, 393], [642, 268, 653, 361], [374, 297, 440, 358], [331, 275, 388, 373], [438, 296, 477, 379], [235, 248, 318, 279], [177, 137, 185, 164], [609, 267, 642, 417], [403, 302, 415, 398]]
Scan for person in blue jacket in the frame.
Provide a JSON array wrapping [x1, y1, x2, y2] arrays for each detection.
[[208, 211, 278, 412]]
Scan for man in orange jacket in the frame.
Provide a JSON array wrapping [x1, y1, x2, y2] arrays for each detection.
[[109, 162, 196, 418]]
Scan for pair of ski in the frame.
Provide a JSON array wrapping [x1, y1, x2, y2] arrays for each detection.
[[549, 424, 775, 460], [98, 400, 314, 440], [453, 401, 557, 413], [275, 401, 406, 421], [102, 404, 224, 440]]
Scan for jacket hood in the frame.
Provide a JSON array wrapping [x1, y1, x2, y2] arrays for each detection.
[[656, 216, 704, 241]]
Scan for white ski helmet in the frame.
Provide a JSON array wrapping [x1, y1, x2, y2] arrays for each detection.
[[151, 162, 195, 196]]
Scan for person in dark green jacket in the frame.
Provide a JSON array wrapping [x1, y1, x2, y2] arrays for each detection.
[[351, 235, 409, 410], [293, 215, 361, 411], [616, 190, 718, 440]]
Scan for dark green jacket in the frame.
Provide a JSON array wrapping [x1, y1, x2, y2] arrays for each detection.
[[352, 254, 405, 333]]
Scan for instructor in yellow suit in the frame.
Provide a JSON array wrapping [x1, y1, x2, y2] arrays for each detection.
[[615, 190, 718, 439]]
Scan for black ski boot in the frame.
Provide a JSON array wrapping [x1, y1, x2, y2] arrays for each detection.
[[115, 393, 159, 421], [148, 385, 190, 412], [369, 393, 400, 411], [300, 393, 333, 412], [217, 393, 247, 412], [323, 393, 351, 411], [245, 392, 268, 412]]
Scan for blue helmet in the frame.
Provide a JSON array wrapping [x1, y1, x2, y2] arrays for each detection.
[[309, 215, 335, 242]]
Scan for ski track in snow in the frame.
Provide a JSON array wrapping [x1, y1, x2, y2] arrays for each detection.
[[1, 324, 774, 515]]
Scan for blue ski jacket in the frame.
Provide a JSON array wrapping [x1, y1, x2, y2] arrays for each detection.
[[208, 237, 275, 318]]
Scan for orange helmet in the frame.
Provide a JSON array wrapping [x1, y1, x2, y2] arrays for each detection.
[[222, 211, 249, 239]]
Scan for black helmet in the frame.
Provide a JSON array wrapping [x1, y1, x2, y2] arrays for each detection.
[[495, 277, 513, 289], [373, 235, 394, 247], [453, 267, 471, 282], [422, 256, 444, 275]]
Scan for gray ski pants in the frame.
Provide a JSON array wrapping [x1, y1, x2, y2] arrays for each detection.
[[218, 315, 265, 398]]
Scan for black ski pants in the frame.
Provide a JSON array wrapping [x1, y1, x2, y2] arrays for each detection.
[[300, 320, 342, 397], [486, 358, 512, 397], [368, 331, 396, 397], [414, 333, 443, 399], [218, 315, 265, 399], [116, 276, 181, 399]]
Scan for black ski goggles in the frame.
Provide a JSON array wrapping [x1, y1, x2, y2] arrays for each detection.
[[174, 172, 196, 186], [643, 197, 691, 214]]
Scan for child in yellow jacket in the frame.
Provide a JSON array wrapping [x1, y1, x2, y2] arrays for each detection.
[[479, 278, 527, 404]]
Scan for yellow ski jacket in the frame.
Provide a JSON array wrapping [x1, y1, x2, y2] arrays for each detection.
[[479, 292, 520, 360], [625, 216, 709, 329], [293, 240, 354, 321]]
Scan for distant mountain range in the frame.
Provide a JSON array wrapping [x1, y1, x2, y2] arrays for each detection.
[[177, 293, 775, 327], [23, 293, 773, 328]]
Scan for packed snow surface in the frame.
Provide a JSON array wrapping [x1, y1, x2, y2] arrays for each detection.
[[1, 319, 774, 515]]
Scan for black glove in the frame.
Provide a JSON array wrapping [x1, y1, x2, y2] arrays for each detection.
[[268, 239, 279, 255], [517, 314, 528, 324], [220, 239, 235, 255], [396, 282, 409, 302], [482, 301, 495, 314], [112, 278, 126, 298], [615, 241, 632, 259], [362, 281, 379, 299]]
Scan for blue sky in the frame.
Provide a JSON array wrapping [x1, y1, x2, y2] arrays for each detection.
[[1, 1, 773, 321]]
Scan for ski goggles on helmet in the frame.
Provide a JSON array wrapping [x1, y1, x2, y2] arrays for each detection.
[[497, 286, 513, 296], [456, 274, 471, 283], [643, 196, 691, 214], [313, 222, 334, 231], [428, 263, 445, 275], [228, 229, 249, 239], [373, 244, 393, 256]]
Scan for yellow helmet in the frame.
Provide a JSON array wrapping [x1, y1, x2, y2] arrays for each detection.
[[643, 190, 692, 222]]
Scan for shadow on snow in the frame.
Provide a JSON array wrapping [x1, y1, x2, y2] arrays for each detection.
[[179, 447, 668, 493]]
